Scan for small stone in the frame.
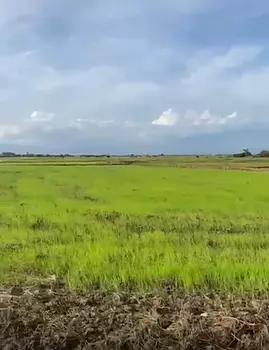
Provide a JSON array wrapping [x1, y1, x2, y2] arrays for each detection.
[[10, 287, 23, 296]]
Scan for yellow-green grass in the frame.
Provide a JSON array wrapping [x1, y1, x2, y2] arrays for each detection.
[[2, 164, 269, 292]]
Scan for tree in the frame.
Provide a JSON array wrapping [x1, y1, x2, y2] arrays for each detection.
[[233, 148, 252, 158], [242, 148, 252, 156], [257, 150, 269, 157]]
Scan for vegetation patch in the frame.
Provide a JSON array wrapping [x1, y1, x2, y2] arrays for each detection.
[[2, 157, 269, 347], [1, 163, 269, 291]]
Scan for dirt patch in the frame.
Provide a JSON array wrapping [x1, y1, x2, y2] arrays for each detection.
[[2, 284, 269, 349]]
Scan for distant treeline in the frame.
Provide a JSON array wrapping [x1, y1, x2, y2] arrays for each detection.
[[0, 152, 111, 158], [233, 149, 269, 158], [2, 151, 269, 158], [0, 153, 167, 158]]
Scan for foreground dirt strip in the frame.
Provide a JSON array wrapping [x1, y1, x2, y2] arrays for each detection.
[[2, 284, 269, 349]]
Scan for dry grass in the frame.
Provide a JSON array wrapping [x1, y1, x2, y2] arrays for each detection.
[[2, 282, 269, 349]]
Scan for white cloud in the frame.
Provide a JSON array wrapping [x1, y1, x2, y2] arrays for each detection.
[[30, 110, 55, 122], [226, 112, 237, 120], [151, 108, 238, 137], [152, 108, 178, 126], [192, 110, 238, 127]]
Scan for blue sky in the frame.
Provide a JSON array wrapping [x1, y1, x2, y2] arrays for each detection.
[[0, 0, 269, 154]]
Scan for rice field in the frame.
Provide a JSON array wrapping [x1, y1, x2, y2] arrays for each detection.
[[2, 157, 269, 293]]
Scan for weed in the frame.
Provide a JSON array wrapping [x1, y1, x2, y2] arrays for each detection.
[[31, 216, 49, 231]]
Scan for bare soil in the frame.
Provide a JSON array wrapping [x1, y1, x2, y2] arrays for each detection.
[[2, 283, 269, 349]]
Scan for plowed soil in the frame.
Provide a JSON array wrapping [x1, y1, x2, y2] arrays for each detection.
[[2, 284, 269, 349]]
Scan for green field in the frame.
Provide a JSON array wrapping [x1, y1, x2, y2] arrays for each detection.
[[2, 158, 269, 292]]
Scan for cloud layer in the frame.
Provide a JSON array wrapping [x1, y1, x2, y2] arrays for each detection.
[[0, 0, 268, 153]]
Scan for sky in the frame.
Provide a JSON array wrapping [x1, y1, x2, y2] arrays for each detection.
[[0, 0, 269, 154]]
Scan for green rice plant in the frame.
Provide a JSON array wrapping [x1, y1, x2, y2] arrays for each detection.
[[2, 164, 269, 292]]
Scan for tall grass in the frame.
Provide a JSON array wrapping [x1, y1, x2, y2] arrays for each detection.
[[2, 165, 269, 291]]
